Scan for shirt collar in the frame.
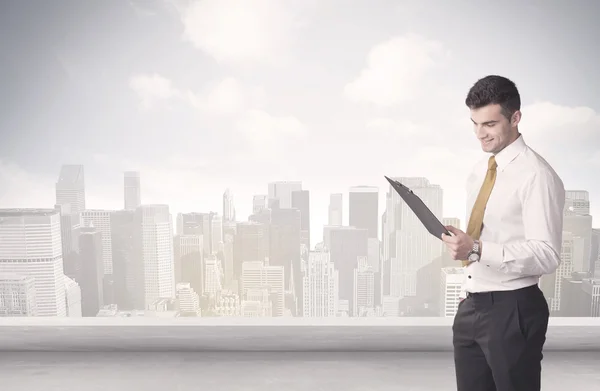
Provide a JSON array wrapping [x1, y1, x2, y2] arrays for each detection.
[[493, 134, 527, 172]]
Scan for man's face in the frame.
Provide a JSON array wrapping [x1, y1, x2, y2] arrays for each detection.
[[470, 103, 520, 154]]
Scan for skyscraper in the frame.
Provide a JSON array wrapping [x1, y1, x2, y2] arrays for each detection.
[[0, 209, 67, 316], [349, 186, 378, 239], [292, 189, 310, 251], [328, 193, 343, 226], [136, 205, 175, 309], [124, 171, 141, 211], [268, 181, 302, 209], [55, 164, 85, 216]]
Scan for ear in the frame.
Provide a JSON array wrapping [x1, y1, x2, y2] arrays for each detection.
[[511, 110, 522, 127]]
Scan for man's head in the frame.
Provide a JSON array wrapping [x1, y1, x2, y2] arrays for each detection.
[[465, 75, 521, 154]]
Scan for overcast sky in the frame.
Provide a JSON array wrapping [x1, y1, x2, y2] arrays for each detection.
[[1, 0, 599, 244]]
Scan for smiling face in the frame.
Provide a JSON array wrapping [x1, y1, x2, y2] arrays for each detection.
[[470, 103, 521, 154]]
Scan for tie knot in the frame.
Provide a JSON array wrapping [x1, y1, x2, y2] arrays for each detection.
[[488, 156, 497, 170]]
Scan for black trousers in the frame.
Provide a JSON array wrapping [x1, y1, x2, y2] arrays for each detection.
[[452, 284, 549, 391]]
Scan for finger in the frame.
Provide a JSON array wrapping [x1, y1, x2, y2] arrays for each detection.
[[445, 225, 461, 235]]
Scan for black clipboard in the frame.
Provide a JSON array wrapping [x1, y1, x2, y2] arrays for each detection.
[[384, 176, 450, 240]]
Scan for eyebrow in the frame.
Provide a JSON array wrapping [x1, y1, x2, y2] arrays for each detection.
[[470, 118, 499, 125]]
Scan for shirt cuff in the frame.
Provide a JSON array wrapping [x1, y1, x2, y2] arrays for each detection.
[[480, 241, 504, 270]]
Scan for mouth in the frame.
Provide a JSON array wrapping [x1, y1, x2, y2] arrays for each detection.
[[482, 139, 494, 146]]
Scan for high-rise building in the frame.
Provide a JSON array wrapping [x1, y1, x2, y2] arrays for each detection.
[[0, 209, 67, 316], [176, 282, 200, 315], [353, 256, 375, 316], [55, 164, 86, 216], [329, 226, 369, 316], [64, 276, 82, 317], [349, 186, 378, 239], [177, 212, 216, 256], [81, 210, 113, 276], [223, 189, 235, 223], [124, 171, 141, 211], [268, 181, 302, 209], [328, 193, 343, 226], [136, 205, 175, 309], [385, 177, 443, 298], [252, 195, 267, 214], [292, 190, 310, 251], [0, 274, 37, 316], [234, 221, 269, 282], [303, 250, 338, 317], [79, 227, 104, 316], [174, 235, 203, 296], [440, 267, 464, 317], [110, 210, 136, 310], [241, 261, 285, 316]]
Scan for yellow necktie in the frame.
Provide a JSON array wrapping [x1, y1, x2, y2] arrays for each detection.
[[463, 156, 498, 266]]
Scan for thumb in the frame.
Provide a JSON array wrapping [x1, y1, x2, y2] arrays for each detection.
[[445, 225, 460, 235]]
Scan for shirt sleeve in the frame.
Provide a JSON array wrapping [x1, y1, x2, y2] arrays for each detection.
[[480, 169, 565, 276]]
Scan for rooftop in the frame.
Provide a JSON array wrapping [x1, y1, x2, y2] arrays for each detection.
[[1, 318, 598, 391]]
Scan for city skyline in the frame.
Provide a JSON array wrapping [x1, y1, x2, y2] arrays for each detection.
[[1, 1, 600, 242], [1, 1, 599, 389], [1, 163, 598, 318]]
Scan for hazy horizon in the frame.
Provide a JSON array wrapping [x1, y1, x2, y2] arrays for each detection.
[[2, 0, 600, 246]]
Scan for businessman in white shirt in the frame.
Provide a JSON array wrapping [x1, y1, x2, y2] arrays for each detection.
[[441, 75, 565, 391]]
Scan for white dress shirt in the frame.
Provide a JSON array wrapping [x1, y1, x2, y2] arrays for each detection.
[[461, 134, 566, 295]]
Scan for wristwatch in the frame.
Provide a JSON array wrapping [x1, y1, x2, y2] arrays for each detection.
[[467, 240, 481, 262]]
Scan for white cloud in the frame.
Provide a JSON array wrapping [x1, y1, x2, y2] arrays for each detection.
[[366, 118, 422, 138], [521, 101, 600, 139], [187, 77, 267, 115], [0, 161, 55, 208], [129, 73, 181, 109], [344, 33, 449, 107], [235, 109, 307, 158], [178, 0, 300, 65]]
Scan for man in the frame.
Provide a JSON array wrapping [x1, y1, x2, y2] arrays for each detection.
[[441, 75, 565, 391]]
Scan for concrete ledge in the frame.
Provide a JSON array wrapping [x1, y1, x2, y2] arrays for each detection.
[[1, 317, 598, 352]]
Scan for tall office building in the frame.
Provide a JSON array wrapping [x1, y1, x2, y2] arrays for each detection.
[[64, 276, 82, 317], [303, 250, 338, 317], [110, 210, 136, 310], [328, 194, 343, 226], [292, 190, 310, 251], [223, 189, 236, 222], [136, 205, 175, 309], [124, 171, 141, 211], [55, 165, 86, 216], [253, 195, 267, 214], [349, 186, 378, 239], [385, 177, 443, 298], [174, 235, 203, 296], [353, 256, 375, 316], [0, 274, 37, 316], [234, 222, 269, 281], [54, 204, 81, 281], [268, 181, 302, 209], [79, 227, 104, 316], [0, 209, 67, 316], [241, 261, 285, 317], [440, 267, 464, 317], [329, 226, 369, 316], [177, 212, 216, 256], [81, 210, 113, 276]]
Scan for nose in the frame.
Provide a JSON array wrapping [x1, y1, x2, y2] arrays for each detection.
[[474, 125, 487, 139]]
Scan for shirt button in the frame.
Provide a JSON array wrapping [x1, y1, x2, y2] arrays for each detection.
[[468, 275, 472, 279]]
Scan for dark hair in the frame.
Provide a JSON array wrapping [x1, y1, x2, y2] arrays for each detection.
[[465, 75, 521, 119]]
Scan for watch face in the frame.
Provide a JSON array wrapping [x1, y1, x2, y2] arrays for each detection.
[[468, 253, 479, 262]]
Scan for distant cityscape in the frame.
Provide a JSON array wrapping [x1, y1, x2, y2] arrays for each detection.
[[0, 165, 599, 318]]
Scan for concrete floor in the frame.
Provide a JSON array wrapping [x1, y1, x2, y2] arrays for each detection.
[[2, 351, 599, 391]]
